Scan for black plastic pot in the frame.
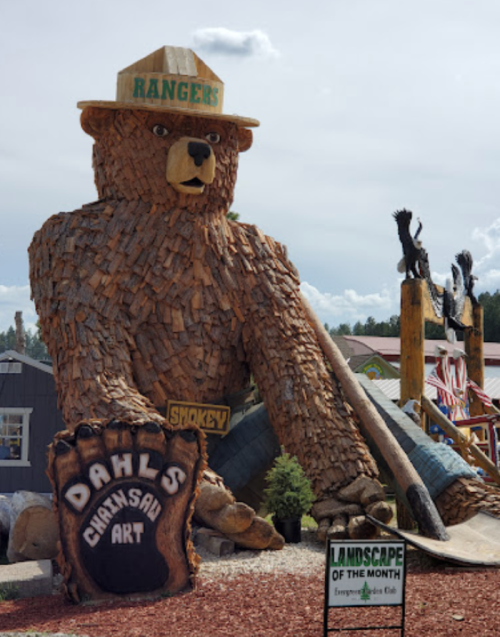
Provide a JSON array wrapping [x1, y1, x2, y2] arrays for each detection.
[[272, 515, 302, 543]]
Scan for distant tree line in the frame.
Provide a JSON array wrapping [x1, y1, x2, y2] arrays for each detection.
[[479, 291, 500, 342], [0, 324, 49, 360], [325, 290, 500, 343]]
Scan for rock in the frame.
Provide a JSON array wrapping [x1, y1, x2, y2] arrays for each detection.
[[195, 528, 235, 557], [311, 498, 363, 521], [267, 530, 286, 550], [195, 481, 255, 534], [366, 500, 393, 524], [327, 515, 348, 540], [316, 518, 330, 543], [338, 475, 385, 506], [194, 474, 283, 549], [197, 500, 255, 535], [225, 515, 285, 550], [347, 515, 379, 540], [196, 482, 234, 512]]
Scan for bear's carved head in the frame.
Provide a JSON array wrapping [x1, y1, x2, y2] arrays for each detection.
[[81, 107, 253, 216]]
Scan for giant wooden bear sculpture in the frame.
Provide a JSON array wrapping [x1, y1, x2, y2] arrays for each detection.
[[30, 47, 395, 599]]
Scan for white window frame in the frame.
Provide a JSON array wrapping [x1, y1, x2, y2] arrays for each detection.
[[0, 362, 22, 374], [0, 408, 32, 467]]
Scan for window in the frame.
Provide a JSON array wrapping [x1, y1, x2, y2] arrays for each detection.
[[0, 362, 22, 374], [0, 408, 32, 467]]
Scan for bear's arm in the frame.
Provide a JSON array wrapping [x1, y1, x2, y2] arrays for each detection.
[[29, 207, 162, 430], [236, 225, 379, 499]]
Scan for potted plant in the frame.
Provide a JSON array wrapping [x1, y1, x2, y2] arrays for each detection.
[[264, 450, 314, 543]]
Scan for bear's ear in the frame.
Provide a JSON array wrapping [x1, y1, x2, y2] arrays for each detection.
[[237, 128, 253, 153], [80, 107, 116, 140]]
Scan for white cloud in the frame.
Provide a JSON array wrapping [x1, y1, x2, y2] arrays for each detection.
[[464, 216, 500, 293], [476, 269, 500, 292], [0, 285, 38, 334], [472, 217, 500, 269], [301, 282, 398, 326], [192, 28, 280, 59], [415, 217, 500, 294]]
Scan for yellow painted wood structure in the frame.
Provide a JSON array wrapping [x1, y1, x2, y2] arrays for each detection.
[[465, 304, 485, 418], [399, 278, 479, 427]]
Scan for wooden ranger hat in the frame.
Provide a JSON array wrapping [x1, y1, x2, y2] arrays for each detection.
[[77, 46, 259, 128]]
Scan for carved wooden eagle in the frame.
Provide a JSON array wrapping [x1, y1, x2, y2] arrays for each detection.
[[394, 209, 423, 279], [455, 249, 478, 304]]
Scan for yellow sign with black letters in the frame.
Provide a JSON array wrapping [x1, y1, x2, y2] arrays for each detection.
[[166, 400, 230, 435]]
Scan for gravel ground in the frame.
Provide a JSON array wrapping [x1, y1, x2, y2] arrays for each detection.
[[197, 528, 325, 580]]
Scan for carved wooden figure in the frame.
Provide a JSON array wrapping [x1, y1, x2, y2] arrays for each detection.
[[30, 47, 393, 600]]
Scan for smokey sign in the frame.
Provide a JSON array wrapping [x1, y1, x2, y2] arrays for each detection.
[[326, 540, 406, 607]]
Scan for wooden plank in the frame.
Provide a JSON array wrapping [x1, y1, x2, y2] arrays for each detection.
[[465, 304, 485, 417], [400, 279, 425, 423]]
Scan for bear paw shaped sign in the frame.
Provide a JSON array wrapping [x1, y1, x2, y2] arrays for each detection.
[[49, 420, 204, 602]]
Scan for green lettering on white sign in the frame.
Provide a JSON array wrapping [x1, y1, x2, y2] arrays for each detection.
[[190, 83, 201, 104], [161, 80, 176, 100], [133, 77, 145, 98], [177, 82, 188, 101], [211, 87, 219, 107], [202, 84, 212, 105], [146, 79, 159, 99]]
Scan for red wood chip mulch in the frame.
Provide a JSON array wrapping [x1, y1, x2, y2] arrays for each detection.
[[0, 564, 499, 637]]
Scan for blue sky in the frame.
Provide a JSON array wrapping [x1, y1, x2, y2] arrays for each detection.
[[1, 0, 500, 333]]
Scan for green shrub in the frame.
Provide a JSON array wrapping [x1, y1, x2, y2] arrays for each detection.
[[264, 451, 314, 520]]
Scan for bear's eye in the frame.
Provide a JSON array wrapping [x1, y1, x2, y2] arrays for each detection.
[[205, 132, 220, 144], [152, 124, 169, 138]]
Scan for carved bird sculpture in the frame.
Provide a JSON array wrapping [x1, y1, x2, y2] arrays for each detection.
[[394, 209, 423, 279], [443, 275, 467, 343], [455, 250, 478, 304]]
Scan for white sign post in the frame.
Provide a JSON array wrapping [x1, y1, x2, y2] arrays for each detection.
[[324, 539, 406, 635]]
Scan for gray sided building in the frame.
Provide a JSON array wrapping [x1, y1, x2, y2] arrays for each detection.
[[0, 350, 64, 493]]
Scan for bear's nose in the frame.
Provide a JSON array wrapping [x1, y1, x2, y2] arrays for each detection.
[[188, 141, 212, 167]]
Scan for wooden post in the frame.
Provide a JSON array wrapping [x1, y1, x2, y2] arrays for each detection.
[[465, 304, 485, 418], [398, 279, 426, 528], [400, 280, 425, 427]]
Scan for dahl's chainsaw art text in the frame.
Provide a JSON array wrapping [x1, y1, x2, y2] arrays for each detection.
[[62, 452, 187, 548]]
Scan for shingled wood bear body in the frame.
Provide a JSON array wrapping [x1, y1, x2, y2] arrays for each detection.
[[30, 105, 389, 545], [33, 110, 370, 471]]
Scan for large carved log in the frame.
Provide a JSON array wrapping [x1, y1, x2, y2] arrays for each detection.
[[0, 497, 10, 536], [6, 491, 58, 563]]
